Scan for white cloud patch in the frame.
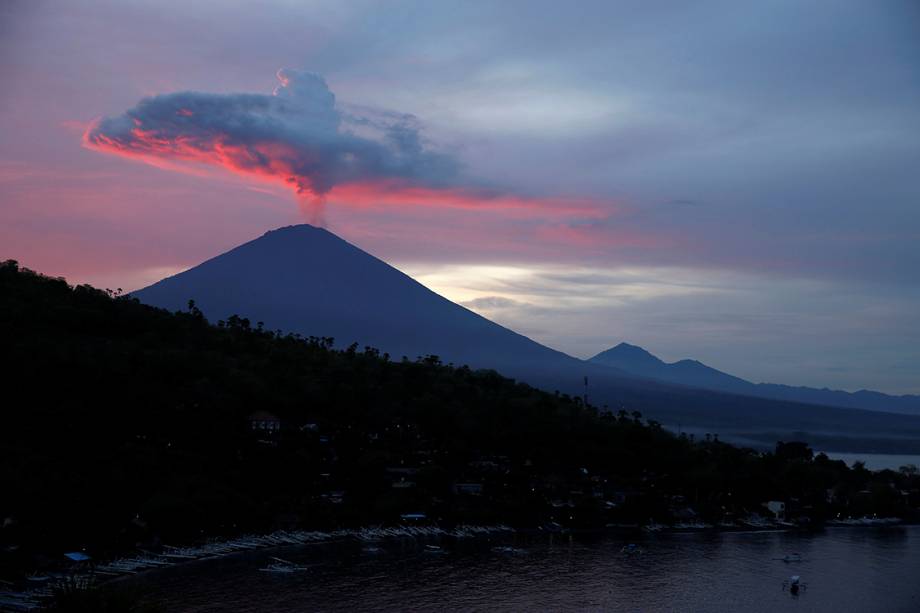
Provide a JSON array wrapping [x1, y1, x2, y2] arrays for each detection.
[[460, 295, 526, 310]]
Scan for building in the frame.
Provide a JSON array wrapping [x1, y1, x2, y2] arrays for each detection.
[[454, 483, 484, 495], [248, 410, 281, 432]]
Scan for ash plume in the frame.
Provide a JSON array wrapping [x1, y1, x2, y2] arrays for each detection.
[[84, 69, 459, 221]]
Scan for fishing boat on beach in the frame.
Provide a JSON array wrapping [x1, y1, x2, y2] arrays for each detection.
[[258, 557, 311, 574]]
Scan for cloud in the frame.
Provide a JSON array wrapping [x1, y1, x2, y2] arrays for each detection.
[[82, 68, 614, 225], [84, 69, 460, 219], [461, 295, 525, 310]]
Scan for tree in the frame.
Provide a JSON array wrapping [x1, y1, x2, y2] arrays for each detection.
[[775, 441, 814, 463]]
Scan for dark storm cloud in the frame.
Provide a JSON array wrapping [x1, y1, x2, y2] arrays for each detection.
[[84, 69, 459, 199]]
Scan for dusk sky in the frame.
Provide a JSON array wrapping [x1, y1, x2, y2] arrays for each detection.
[[1, 0, 918, 394]]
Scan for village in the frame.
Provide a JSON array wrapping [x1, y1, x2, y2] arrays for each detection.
[[240, 409, 920, 535]]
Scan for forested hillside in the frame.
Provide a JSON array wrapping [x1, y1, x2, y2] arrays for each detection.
[[1, 260, 917, 574]]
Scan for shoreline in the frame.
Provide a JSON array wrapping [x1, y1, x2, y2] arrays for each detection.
[[1, 518, 912, 612], [0, 525, 513, 612]]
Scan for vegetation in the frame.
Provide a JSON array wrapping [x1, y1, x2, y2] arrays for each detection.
[[1, 259, 919, 576]]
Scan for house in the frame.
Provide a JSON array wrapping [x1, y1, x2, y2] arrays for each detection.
[[248, 411, 281, 432], [386, 466, 420, 477], [673, 507, 698, 521], [64, 552, 91, 562], [454, 483, 484, 495], [764, 500, 786, 520]]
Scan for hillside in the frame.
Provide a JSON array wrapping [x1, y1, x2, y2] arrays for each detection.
[[0, 259, 681, 563], [591, 343, 920, 415], [4, 260, 919, 574]]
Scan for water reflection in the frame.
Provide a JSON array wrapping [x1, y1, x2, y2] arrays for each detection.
[[130, 527, 919, 612]]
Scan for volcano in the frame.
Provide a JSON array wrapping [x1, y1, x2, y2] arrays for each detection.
[[132, 224, 920, 452]]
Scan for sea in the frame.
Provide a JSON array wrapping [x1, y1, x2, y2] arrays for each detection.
[[820, 452, 920, 472], [125, 526, 920, 612]]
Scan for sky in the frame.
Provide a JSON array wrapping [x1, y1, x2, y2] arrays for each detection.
[[1, 0, 919, 394]]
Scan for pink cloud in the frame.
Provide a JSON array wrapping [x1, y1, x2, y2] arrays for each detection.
[[82, 68, 615, 226]]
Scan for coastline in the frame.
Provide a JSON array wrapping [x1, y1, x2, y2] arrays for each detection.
[[0, 525, 512, 612], [0, 517, 914, 612], [2, 518, 912, 612]]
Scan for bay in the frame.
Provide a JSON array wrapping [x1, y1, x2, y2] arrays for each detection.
[[127, 527, 920, 612]]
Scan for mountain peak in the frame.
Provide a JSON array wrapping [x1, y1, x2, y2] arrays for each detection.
[[592, 342, 665, 368], [590, 341, 754, 388], [589, 342, 919, 414], [613, 341, 652, 353], [130, 226, 920, 416], [262, 223, 325, 235], [258, 223, 343, 244], [131, 224, 579, 375]]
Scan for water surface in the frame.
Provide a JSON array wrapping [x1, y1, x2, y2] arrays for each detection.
[[820, 452, 920, 471], [130, 527, 920, 612]]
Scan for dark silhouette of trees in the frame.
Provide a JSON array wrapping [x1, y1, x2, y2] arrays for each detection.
[[1, 260, 918, 572]]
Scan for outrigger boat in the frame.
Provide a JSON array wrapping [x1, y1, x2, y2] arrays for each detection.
[[620, 543, 644, 555], [423, 544, 446, 554], [783, 575, 807, 595], [491, 546, 526, 555], [258, 556, 311, 573]]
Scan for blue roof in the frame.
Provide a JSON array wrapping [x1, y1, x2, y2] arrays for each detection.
[[64, 552, 91, 561], [400, 513, 427, 520]]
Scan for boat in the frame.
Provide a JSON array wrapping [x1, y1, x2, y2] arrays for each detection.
[[621, 543, 644, 555], [672, 521, 713, 530], [257, 557, 310, 573], [491, 546, 526, 555], [783, 575, 807, 595], [740, 515, 773, 529], [827, 516, 902, 527]]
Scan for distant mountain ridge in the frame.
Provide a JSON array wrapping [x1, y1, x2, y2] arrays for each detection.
[[590, 343, 920, 415], [130, 224, 920, 452]]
